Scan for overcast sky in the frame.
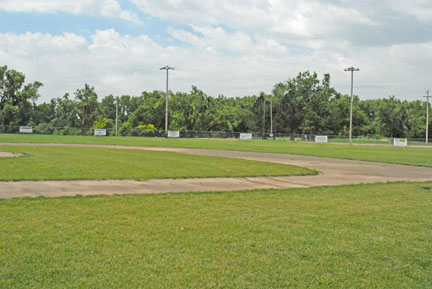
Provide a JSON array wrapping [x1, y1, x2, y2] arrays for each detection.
[[0, 0, 431, 103]]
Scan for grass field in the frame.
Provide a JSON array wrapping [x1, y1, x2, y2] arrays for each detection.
[[0, 134, 431, 167], [0, 145, 314, 181], [1, 182, 431, 288]]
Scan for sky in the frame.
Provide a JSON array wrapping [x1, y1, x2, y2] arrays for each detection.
[[0, 0, 431, 103]]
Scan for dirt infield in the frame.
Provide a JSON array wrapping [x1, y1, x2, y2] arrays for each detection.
[[0, 143, 431, 199]]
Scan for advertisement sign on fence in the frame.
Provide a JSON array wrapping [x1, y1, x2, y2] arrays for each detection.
[[168, 130, 180, 138], [239, 133, 252, 140], [315, 135, 328, 143], [393, 138, 408, 146], [94, 129, 107, 136], [19, 126, 33, 134]]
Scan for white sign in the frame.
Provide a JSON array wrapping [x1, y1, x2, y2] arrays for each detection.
[[315, 135, 328, 143], [393, 138, 407, 146], [94, 129, 107, 136], [168, 130, 180, 138], [19, 126, 33, 134], [239, 133, 252, 140]]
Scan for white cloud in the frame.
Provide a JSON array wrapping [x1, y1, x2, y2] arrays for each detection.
[[168, 25, 253, 53], [386, 0, 432, 22], [1, 29, 431, 103], [131, 0, 377, 41], [0, 1, 431, 102], [0, 0, 141, 23]]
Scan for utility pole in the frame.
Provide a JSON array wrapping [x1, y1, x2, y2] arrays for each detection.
[[160, 65, 175, 134], [115, 96, 119, 136], [344, 67, 360, 145], [425, 90, 431, 144]]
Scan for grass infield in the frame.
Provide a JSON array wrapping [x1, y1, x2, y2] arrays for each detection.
[[0, 134, 430, 167], [1, 182, 431, 288], [0, 145, 315, 181]]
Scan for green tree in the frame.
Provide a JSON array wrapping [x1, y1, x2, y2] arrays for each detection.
[[51, 94, 78, 128], [0, 65, 43, 126], [75, 84, 99, 134]]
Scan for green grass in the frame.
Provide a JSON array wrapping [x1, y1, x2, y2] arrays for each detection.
[[0, 145, 315, 181], [1, 182, 432, 288], [328, 138, 392, 145], [1, 134, 431, 167]]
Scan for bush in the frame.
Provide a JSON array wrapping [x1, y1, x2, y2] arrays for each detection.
[[33, 123, 54, 134], [93, 115, 109, 129], [119, 121, 133, 136], [54, 126, 80, 136], [135, 124, 157, 136]]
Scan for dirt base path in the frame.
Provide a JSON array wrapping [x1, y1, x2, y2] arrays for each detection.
[[1, 143, 431, 199]]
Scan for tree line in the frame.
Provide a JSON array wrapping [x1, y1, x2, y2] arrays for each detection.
[[0, 65, 429, 138]]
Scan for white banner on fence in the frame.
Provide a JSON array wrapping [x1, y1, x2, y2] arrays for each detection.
[[239, 133, 252, 140], [393, 138, 407, 146], [19, 126, 33, 134], [94, 129, 106, 136], [315, 135, 328, 143], [168, 130, 180, 138]]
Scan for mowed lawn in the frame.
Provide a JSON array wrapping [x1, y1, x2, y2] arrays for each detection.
[[1, 134, 431, 167], [0, 145, 315, 181], [1, 182, 432, 288]]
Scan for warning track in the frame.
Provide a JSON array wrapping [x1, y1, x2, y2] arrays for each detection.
[[0, 143, 431, 199]]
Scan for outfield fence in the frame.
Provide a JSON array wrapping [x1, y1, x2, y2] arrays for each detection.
[[0, 125, 431, 146]]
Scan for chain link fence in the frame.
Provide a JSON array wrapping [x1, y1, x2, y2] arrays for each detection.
[[1, 125, 431, 146]]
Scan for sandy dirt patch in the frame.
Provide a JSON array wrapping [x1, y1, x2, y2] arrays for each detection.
[[0, 152, 23, 158]]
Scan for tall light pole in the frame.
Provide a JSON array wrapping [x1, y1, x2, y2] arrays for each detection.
[[344, 67, 360, 146], [115, 96, 119, 136], [424, 90, 431, 144], [160, 66, 174, 134], [270, 94, 273, 138]]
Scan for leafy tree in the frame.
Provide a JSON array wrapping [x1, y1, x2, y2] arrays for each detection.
[[100, 94, 116, 120], [0, 65, 43, 126], [74, 84, 99, 134], [51, 94, 78, 128], [129, 91, 165, 130]]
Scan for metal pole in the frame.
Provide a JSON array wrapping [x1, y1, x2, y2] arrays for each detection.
[[425, 90, 430, 144], [270, 94, 273, 138], [115, 97, 119, 136], [165, 68, 168, 134], [349, 70, 353, 145], [344, 67, 360, 146], [263, 97, 266, 134], [160, 66, 175, 135]]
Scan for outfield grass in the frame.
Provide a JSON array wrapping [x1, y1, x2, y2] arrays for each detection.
[[1, 182, 431, 288], [0, 145, 314, 181], [0, 134, 431, 167]]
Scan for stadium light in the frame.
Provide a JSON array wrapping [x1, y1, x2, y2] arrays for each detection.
[[160, 65, 175, 134], [424, 90, 431, 144], [344, 67, 360, 146]]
